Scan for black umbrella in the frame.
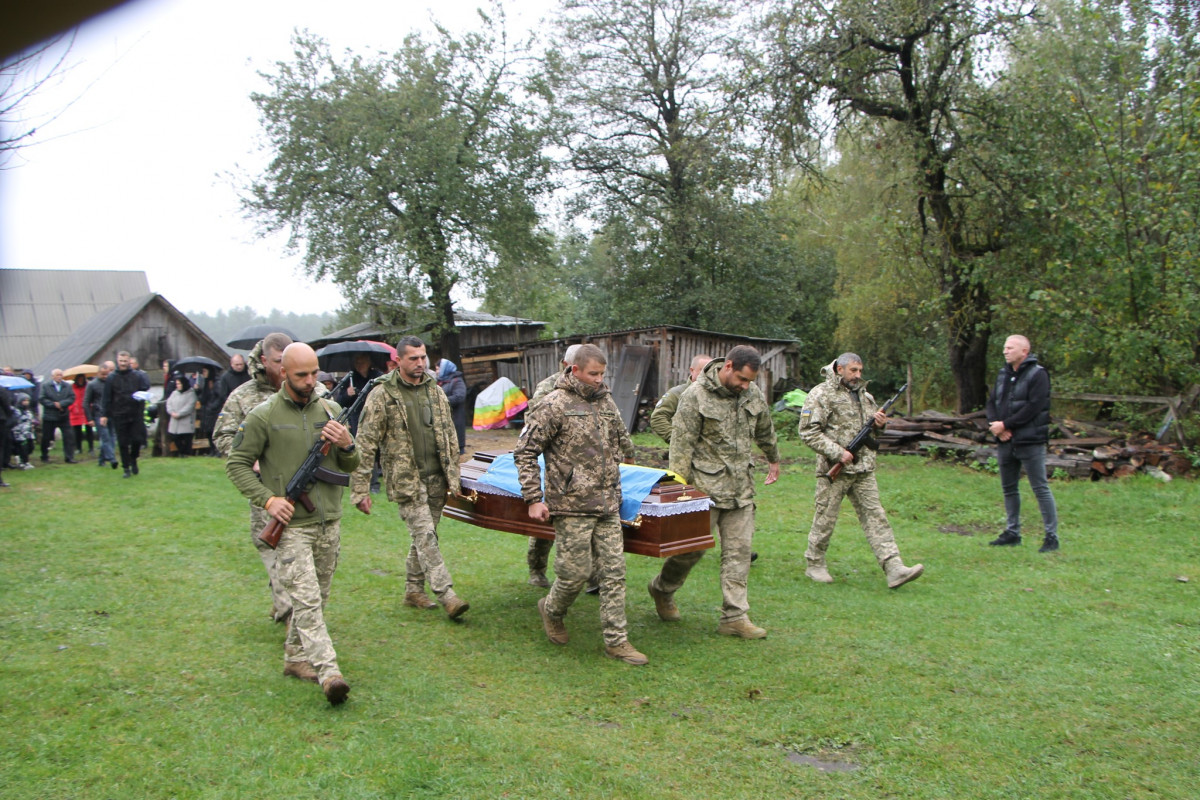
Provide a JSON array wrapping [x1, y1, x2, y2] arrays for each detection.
[[173, 356, 225, 374], [226, 324, 300, 350], [315, 341, 394, 373]]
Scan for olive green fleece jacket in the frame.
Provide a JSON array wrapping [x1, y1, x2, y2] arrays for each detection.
[[225, 388, 360, 526]]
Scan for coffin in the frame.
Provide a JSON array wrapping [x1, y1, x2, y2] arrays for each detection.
[[444, 451, 714, 558]]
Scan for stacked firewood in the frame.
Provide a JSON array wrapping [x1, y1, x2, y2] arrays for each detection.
[[879, 410, 1192, 480]]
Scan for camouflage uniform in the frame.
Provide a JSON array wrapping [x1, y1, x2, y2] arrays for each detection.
[[213, 340, 329, 622], [514, 370, 635, 647], [798, 362, 904, 573], [524, 370, 564, 571], [650, 358, 779, 624], [225, 388, 360, 684], [648, 382, 687, 443], [350, 370, 464, 605]]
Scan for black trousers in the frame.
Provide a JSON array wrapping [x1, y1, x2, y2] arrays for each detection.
[[40, 416, 75, 460], [113, 416, 145, 469]]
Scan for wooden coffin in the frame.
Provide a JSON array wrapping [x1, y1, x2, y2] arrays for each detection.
[[443, 451, 714, 558]]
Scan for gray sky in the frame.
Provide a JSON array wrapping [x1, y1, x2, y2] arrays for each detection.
[[0, 0, 553, 316]]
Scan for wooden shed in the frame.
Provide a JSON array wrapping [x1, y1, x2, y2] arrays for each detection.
[[504, 326, 800, 431]]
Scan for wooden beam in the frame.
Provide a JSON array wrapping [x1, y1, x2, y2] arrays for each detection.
[[462, 351, 520, 364]]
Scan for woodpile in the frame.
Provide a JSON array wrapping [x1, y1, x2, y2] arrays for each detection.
[[879, 410, 1192, 481]]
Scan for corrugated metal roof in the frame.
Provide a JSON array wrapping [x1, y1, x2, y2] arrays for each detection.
[[0, 268, 151, 369], [312, 310, 546, 347], [31, 294, 154, 376]]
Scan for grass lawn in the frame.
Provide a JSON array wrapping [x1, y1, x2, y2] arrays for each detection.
[[1, 440, 1197, 799]]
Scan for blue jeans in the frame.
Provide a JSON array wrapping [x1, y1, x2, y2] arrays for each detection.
[[97, 422, 116, 464], [998, 442, 1058, 538]]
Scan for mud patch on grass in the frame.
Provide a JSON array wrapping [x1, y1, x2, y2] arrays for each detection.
[[938, 523, 992, 537], [785, 752, 861, 772]]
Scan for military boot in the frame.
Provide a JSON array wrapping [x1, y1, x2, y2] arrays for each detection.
[[604, 641, 649, 665], [647, 580, 681, 621], [441, 593, 470, 619], [538, 596, 568, 644], [884, 557, 924, 589], [403, 590, 438, 609], [717, 618, 767, 639], [322, 675, 350, 705], [1038, 534, 1060, 553], [283, 660, 319, 683], [528, 570, 551, 588], [805, 558, 834, 584]]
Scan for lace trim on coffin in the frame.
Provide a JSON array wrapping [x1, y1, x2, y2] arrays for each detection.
[[460, 477, 712, 517]]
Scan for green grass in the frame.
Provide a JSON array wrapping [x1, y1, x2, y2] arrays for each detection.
[[1, 443, 1197, 799]]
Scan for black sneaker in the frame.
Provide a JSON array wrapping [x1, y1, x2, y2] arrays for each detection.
[[1038, 536, 1060, 553], [989, 532, 1022, 546], [122, 468, 132, 478]]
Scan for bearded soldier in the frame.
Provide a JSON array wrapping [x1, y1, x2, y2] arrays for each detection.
[[799, 353, 923, 588], [647, 345, 780, 639], [351, 336, 470, 620], [214, 333, 313, 623]]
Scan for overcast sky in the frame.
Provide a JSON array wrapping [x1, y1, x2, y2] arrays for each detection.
[[0, 0, 554, 317]]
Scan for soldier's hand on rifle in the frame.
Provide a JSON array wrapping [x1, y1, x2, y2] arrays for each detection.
[[765, 462, 781, 485], [356, 497, 372, 515], [321, 419, 352, 449], [265, 496, 294, 525], [874, 409, 888, 427], [528, 501, 550, 523]]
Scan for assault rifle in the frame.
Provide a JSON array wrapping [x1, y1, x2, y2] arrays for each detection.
[[823, 382, 908, 481], [259, 373, 382, 549]]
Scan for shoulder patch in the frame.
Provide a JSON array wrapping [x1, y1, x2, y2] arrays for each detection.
[[231, 426, 244, 450]]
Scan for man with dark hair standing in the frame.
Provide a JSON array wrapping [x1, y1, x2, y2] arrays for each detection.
[[100, 353, 149, 477], [799, 353, 924, 588], [516, 343, 646, 664], [40, 368, 77, 463], [214, 333, 298, 623], [226, 343, 358, 705], [352, 335, 470, 619], [648, 345, 781, 639], [85, 361, 117, 468], [986, 335, 1059, 552]]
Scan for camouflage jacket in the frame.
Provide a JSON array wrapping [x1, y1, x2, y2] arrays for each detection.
[[350, 370, 460, 505], [648, 382, 688, 443], [529, 369, 566, 410], [799, 362, 883, 476], [670, 358, 779, 509], [212, 341, 328, 456], [514, 371, 635, 517], [226, 389, 359, 526]]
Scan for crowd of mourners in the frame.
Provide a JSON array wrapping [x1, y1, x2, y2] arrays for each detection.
[[0, 353, 254, 486]]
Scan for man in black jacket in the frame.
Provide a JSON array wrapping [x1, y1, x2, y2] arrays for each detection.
[[985, 335, 1059, 552], [101, 351, 150, 478]]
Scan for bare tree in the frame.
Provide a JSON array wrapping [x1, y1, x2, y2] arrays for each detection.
[[1, 32, 77, 169]]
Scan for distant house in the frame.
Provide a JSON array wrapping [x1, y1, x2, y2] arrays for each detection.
[[314, 309, 547, 389], [515, 326, 800, 431], [0, 269, 228, 380], [0, 268, 151, 370]]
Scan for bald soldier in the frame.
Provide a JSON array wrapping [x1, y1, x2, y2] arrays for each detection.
[[225, 343, 359, 705], [649, 354, 712, 444], [214, 333, 312, 623]]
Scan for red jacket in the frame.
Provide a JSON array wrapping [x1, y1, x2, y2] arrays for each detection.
[[69, 383, 89, 426]]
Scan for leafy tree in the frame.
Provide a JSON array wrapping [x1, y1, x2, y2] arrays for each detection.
[[765, 0, 1038, 411], [245, 14, 553, 361], [549, 0, 809, 336], [1002, 0, 1200, 395]]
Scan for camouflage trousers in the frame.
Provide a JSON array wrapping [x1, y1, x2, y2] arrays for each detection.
[[397, 474, 456, 601], [250, 504, 292, 621], [544, 514, 628, 647], [652, 504, 755, 624], [279, 519, 342, 684], [527, 536, 553, 572], [806, 470, 900, 567]]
